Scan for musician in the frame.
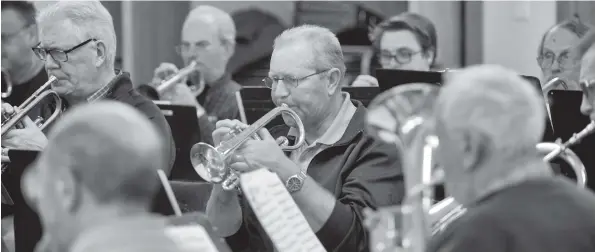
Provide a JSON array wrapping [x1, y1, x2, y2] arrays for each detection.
[[352, 12, 437, 87], [22, 101, 184, 252], [1, 1, 176, 174], [427, 65, 595, 252], [140, 5, 241, 145], [207, 25, 403, 252], [1, 1, 49, 110], [576, 31, 595, 120], [538, 16, 591, 91]]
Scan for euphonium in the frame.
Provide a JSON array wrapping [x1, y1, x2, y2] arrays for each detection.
[[1, 76, 61, 137], [156, 61, 205, 98], [363, 83, 592, 252], [189, 104, 306, 190], [1, 68, 13, 98]]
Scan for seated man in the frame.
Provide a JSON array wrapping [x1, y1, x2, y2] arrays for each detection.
[[427, 65, 595, 252], [206, 25, 404, 252], [22, 101, 183, 252]]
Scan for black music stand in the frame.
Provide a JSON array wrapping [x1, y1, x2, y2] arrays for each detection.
[[166, 211, 232, 252], [341, 86, 380, 107], [155, 101, 202, 182], [548, 90, 595, 190], [236, 87, 282, 128], [375, 69, 443, 92], [520, 75, 543, 94]]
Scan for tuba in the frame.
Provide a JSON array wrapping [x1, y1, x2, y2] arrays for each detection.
[[362, 83, 592, 252], [189, 104, 306, 190], [1, 68, 13, 98]]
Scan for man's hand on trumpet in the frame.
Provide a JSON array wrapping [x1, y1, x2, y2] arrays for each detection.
[[213, 119, 301, 181], [1, 103, 47, 151], [151, 62, 206, 117]]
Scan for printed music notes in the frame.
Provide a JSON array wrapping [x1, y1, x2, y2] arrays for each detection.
[[240, 168, 327, 252], [165, 225, 220, 252]]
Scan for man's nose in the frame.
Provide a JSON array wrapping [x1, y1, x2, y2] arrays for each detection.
[[580, 95, 593, 118], [44, 56, 60, 70], [272, 80, 290, 99]]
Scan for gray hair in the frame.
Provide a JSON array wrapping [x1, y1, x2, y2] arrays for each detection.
[[273, 24, 346, 76], [37, 1, 117, 68], [437, 65, 546, 153], [43, 101, 166, 206], [184, 5, 236, 47]]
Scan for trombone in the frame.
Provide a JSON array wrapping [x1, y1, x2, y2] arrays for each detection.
[[1, 68, 13, 98], [1, 76, 61, 137], [189, 104, 305, 190], [363, 83, 592, 252]]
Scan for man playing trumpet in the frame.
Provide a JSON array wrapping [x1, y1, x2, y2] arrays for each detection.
[[1, 1, 176, 173], [140, 5, 242, 146], [426, 65, 595, 252], [206, 25, 404, 252]]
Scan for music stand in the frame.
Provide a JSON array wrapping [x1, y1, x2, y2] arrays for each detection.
[[375, 69, 443, 92], [341, 86, 380, 107], [236, 87, 282, 128], [154, 101, 202, 182], [548, 90, 595, 190]]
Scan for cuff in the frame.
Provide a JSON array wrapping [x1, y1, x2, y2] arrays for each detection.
[[315, 201, 354, 250]]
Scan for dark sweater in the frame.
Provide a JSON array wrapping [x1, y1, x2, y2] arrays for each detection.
[[427, 177, 595, 252]]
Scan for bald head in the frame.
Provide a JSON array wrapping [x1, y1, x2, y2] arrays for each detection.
[[437, 65, 546, 152], [183, 5, 236, 47], [43, 101, 166, 205]]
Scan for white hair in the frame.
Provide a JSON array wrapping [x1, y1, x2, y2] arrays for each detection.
[[37, 1, 117, 68], [273, 24, 346, 76], [184, 5, 236, 47], [437, 65, 546, 153]]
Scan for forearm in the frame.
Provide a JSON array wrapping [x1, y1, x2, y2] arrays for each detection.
[[291, 177, 336, 232], [205, 185, 243, 237]]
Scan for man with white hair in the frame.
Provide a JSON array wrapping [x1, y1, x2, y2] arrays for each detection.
[[139, 5, 242, 148], [23, 101, 183, 252], [207, 24, 403, 252], [427, 65, 595, 252], [1, 1, 176, 173]]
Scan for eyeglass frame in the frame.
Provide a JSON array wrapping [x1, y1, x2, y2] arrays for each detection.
[[377, 48, 423, 65], [262, 69, 331, 89], [32, 38, 98, 63], [537, 50, 577, 70]]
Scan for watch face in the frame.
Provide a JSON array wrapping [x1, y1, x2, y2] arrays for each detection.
[[287, 177, 303, 192]]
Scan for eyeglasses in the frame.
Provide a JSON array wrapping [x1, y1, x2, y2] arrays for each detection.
[[262, 69, 330, 89], [537, 50, 576, 70], [175, 41, 211, 55], [32, 38, 97, 62], [379, 48, 421, 65]]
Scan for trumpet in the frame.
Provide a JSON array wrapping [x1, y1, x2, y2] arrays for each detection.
[[1, 68, 13, 98], [189, 104, 305, 190], [156, 61, 205, 98], [363, 83, 592, 252], [542, 76, 569, 94], [1, 76, 61, 137]]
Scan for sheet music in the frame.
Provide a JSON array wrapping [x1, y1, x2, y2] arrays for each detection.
[[165, 225, 220, 252], [240, 168, 327, 252]]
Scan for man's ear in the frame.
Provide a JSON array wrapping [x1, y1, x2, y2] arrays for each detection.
[[460, 130, 489, 173], [94, 41, 107, 67], [423, 49, 436, 66], [326, 68, 342, 96], [55, 169, 80, 213]]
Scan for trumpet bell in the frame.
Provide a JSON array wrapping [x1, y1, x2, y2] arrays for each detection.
[[190, 142, 226, 183]]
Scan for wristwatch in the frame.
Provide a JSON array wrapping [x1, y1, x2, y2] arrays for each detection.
[[285, 170, 307, 193]]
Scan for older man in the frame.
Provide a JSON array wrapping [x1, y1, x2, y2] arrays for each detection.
[[427, 65, 595, 252], [206, 25, 403, 252], [576, 31, 595, 120], [1, 1, 176, 174], [140, 5, 242, 146], [23, 101, 183, 252]]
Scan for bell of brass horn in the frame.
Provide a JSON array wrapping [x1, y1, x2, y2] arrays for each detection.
[[1, 76, 61, 137], [189, 104, 305, 190]]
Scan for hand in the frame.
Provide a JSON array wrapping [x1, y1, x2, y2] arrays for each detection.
[[352, 74, 379, 87], [150, 62, 181, 88], [212, 119, 249, 146], [2, 105, 48, 151]]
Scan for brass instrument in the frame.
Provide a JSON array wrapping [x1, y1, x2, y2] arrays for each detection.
[[1, 68, 13, 98], [1, 76, 61, 137], [542, 77, 569, 94], [189, 104, 305, 190], [363, 83, 592, 252], [156, 61, 205, 98]]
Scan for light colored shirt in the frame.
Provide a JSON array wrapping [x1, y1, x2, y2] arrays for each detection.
[[288, 92, 357, 172]]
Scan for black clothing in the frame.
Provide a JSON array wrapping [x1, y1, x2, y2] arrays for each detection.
[[427, 177, 595, 252], [1, 68, 49, 123]]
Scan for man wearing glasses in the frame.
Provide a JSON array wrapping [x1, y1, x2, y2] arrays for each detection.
[[352, 12, 438, 87], [207, 25, 404, 252], [2, 1, 176, 180], [139, 5, 242, 146], [575, 31, 595, 120]]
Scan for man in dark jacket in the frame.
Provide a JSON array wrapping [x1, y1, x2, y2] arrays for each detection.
[[206, 24, 404, 252]]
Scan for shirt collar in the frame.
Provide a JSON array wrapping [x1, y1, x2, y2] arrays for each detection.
[[289, 92, 357, 146], [86, 70, 123, 102]]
